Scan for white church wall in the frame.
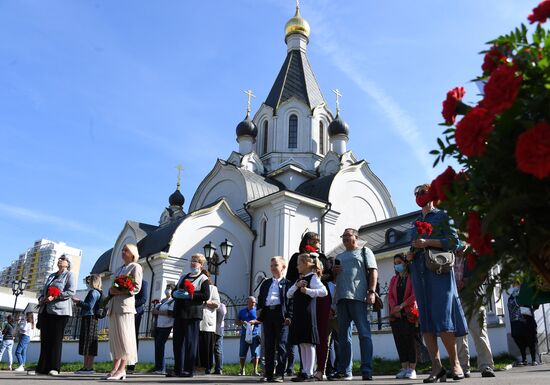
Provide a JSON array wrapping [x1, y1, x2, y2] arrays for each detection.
[[168, 201, 254, 300], [110, 227, 137, 276]]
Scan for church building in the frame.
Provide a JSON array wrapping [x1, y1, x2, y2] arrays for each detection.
[[91, 4, 397, 309]]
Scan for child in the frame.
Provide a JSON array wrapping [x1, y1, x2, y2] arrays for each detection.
[[14, 312, 34, 371], [256, 256, 293, 382], [288, 253, 328, 382], [236, 296, 261, 376]]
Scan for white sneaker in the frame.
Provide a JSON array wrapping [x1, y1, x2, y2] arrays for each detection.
[[404, 369, 417, 379], [48, 370, 59, 376], [395, 368, 407, 379], [239, 369, 245, 376], [15, 366, 25, 372]]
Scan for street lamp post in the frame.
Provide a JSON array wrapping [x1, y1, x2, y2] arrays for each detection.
[[203, 238, 233, 286], [11, 278, 28, 316]]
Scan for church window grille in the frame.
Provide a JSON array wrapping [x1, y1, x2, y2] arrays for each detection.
[[319, 121, 325, 154], [288, 114, 298, 149], [263, 121, 269, 154]]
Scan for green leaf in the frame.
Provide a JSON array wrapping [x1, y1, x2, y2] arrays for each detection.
[[429, 150, 440, 155]]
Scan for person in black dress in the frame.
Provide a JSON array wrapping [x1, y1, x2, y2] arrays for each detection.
[[288, 253, 328, 382]]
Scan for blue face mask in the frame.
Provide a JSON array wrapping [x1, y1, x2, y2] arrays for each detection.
[[190, 267, 200, 275], [394, 264, 405, 273], [511, 287, 520, 296]]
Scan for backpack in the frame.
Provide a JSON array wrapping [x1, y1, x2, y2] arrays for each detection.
[[93, 289, 107, 319]]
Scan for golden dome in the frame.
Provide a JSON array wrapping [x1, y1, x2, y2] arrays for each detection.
[[284, 6, 310, 40]]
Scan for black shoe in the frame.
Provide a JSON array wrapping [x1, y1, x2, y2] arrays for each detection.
[[213, 369, 222, 375], [362, 374, 373, 381], [449, 371, 465, 381], [328, 372, 353, 381], [165, 370, 180, 377], [423, 368, 447, 383], [271, 376, 284, 383], [181, 372, 194, 377], [481, 368, 495, 378], [286, 369, 294, 376], [205, 369, 211, 374], [464, 370, 471, 378]]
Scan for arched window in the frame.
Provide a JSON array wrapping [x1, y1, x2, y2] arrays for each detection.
[[319, 121, 325, 154], [262, 121, 269, 154], [288, 114, 298, 149], [260, 218, 268, 247]]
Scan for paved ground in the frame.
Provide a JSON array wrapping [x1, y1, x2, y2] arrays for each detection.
[[0, 365, 548, 385]]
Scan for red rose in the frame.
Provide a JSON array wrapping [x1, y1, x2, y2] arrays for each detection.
[[442, 87, 466, 125], [465, 251, 478, 271], [515, 121, 550, 179], [415, 221, 433, 236], [482, 46, 507, 75], [528, 0, 550, 24], [47, 286, 61, 297], [466, 212, 494, 256], [183, 279, 195, 296], [431, 166, 457, 202], [481, 63, 522, 115], [304, 245, 318, 253], [455, 107, 495, 157]]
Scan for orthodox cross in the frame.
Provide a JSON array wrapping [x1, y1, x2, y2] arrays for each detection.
[[244, 89, 255, 115], [332, 88, 342, 114], [175, 164, 183, 189]]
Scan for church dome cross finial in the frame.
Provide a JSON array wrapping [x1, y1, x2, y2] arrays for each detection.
[[169, 164, 185, 207], [176, 164, 183, 190], [332, 88, 342, 115], [244, 89, 255, 116]]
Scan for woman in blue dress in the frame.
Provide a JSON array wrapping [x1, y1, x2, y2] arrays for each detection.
[[406, 184, 467, 383]]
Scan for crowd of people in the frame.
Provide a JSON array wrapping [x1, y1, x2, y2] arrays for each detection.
[[1, 183, 540, 381]]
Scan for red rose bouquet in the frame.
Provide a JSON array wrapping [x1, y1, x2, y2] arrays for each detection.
[[47, 286, 61, 298], [183, 279, 195, 297], [113, 274, 136, 293], [430, 1, 550, 312]]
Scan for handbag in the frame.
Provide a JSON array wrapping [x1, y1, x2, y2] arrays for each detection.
[[361, 247, 383, 312], [425, 248, 455, 274]]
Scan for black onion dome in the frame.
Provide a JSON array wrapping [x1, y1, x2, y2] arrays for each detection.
[[236, 113, 257, 138], [169, 189, 184, 206], [328, 113, 349, 137]]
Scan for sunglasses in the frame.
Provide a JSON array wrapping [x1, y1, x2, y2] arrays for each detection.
[[414, 190, 428, 196]]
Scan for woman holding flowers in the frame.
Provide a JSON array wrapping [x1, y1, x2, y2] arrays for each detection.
[[33, 254, 76, 376], [406, 184, 467, 383], [168, 253, 210, 378], [104, 243, 143, 381]]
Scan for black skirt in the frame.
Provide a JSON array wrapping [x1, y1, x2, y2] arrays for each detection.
[[289, 275, 319, 345], [79, 316, 98, 356]]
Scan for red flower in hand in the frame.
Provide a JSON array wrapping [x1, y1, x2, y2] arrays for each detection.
[[152, 299, 160, 305], [515, 121, 550, 179], [183, 279, 195, 297], [415, 221, 433, 236], [47, 287, 61, 298], [455, 107, 495, 157], [442, 87, 466, 125], [467, 212, 494, 256], [304, 245, 318, 253], [528, 0, 550, 24], [430, 166, 457, 202], [481, 63, 522, 115]]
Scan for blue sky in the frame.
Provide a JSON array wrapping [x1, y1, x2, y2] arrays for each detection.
[[0, 0, 536, 287]]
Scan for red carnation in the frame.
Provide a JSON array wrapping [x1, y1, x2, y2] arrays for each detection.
[[47, 286, 61, 298], [465, 251, 478, 271], [431, 166, 457, 202], [455, 107, 495, 157], [528, 0, 550, 24], [442, 87, 466, 125], [482, 46, 507, 75], [466, 212, 494, 256], [481, 63, 522, 115], [183, 279, 195, 297], [515, 121, 550, 179], [152, 299, 160, 305], [304, 245, 318, 253], [415, 221, 433, 236]]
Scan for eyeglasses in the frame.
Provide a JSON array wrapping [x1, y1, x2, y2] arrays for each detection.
[[414, 190, 427, 196]]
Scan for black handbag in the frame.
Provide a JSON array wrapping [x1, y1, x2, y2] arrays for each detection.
[[361, 247, 383, 312], [424, 248, 455, 274]]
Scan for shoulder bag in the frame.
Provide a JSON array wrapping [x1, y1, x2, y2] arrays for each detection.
[[425, 248, 455, 274]]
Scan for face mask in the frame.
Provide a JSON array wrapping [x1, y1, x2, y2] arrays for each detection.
[[394, 264, 405, 273], [164, 289, 172, 296], [190, 267, 200, 274], [416, 194, 431, 208], [511, 287, 520, 296]]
